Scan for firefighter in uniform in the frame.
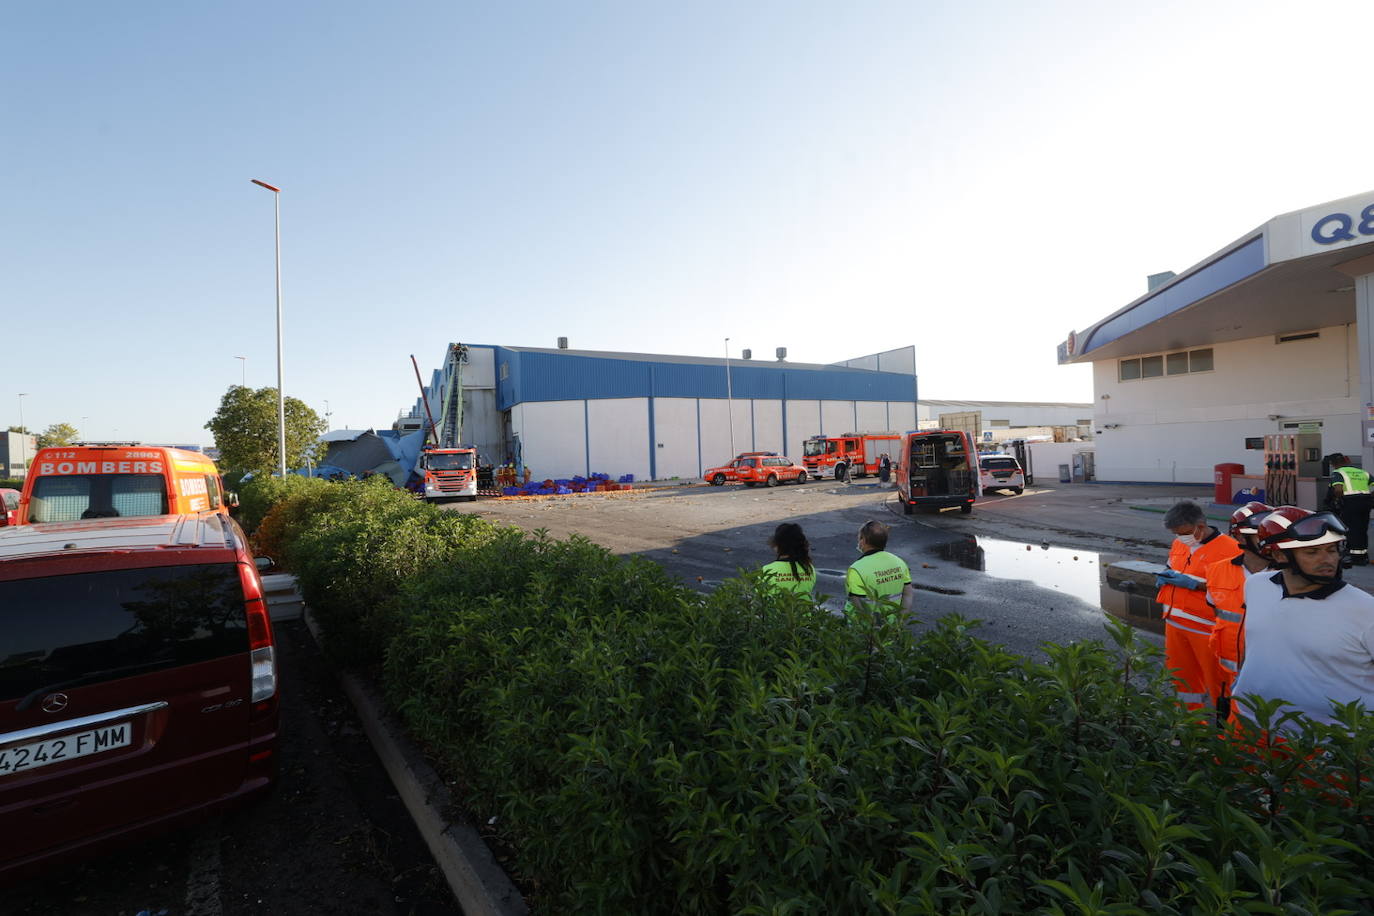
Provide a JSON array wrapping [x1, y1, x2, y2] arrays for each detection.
[[1325, 453, 1372, 566], [1204, 502, 1275, 720], [1155, 501, 1241, 710], [1234, 506, 1374, 732]]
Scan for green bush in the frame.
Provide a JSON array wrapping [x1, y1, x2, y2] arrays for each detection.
[[0, 477, 23, 490], [235, 473, 330, 535], [284, 481, 500, 666], [262, 487, 1374, 913]]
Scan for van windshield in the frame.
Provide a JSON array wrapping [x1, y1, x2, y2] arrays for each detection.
[[28, 475, 169, 522], [0, 564, 249, 703], [425, 453, 474, 471]]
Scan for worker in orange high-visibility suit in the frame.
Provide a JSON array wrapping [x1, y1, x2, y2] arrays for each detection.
[[1205, 502, 1276, 721], [1155, 501, 1240, 710]]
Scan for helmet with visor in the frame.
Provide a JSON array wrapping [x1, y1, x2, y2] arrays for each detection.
[[1257, 507, 1348, 551]]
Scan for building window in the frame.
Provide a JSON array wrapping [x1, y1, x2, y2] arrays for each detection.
[[499, 362, 509, 380], [1120, 348, 1213, 381], [1077, 418, 1092, 425], [989, 419, 1010, 427]]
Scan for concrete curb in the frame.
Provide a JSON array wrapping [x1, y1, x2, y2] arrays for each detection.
[[302, 610, 528, 916]]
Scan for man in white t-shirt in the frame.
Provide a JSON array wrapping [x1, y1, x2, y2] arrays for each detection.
[[1232, 506, 1374, 732]]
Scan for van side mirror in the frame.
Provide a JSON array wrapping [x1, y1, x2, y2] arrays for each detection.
[[225, 491, 240, 508], [254, 557, 274, 571]]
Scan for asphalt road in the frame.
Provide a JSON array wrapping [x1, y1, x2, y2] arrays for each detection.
[[464, 479, 1165, 660], [3, 621, 463, 916]]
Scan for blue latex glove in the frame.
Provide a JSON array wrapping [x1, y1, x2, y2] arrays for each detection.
[[1156, 570, 1205, 590], [1154, 570, 1187, 589]]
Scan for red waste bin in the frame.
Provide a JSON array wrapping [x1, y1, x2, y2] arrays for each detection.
[[1214, 462, 1245, 504]]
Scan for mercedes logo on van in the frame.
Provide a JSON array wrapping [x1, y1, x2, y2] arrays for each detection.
[[41, 693, 69, 713]]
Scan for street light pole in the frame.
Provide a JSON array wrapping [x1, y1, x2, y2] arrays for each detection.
[[251, 179, 286, 477], [235, 356, 247, 388], [16, 393, 28, 479], [724, 339, 735, 457]]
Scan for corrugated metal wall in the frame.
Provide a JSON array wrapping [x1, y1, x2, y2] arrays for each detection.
[[493, 349, 915, 410]]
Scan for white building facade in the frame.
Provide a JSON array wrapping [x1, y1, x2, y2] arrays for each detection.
[[1060, 189, 1374, 485]]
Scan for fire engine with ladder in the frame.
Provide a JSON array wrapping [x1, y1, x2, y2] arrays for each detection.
[[410, 346, 478, 501]]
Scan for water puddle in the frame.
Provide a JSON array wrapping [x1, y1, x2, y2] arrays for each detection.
[[926, 535, 1164, 634]]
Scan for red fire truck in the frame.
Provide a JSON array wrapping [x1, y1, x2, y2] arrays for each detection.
[[419, 447, 478, 502], [801, 433, 902, 481]]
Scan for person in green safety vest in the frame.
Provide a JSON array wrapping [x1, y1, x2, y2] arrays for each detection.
[[844, 520, 913, 623], [1326, 453, 1372, 565], [760, 523, 817, 596]]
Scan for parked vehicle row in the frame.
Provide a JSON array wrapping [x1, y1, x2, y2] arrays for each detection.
[[702, 436, 1027, 512]]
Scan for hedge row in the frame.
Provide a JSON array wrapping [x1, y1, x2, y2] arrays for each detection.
[[245, 478, 1374, 914]]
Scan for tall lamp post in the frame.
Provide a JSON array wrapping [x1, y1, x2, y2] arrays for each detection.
[[251, 179, 287, 477], [235, 355, 247, 388], [723, 339, 735, 457], [17, 393, 28, 479]]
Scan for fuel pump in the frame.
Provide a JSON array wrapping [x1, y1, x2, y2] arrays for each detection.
[[1264, 433, 1297, 507]]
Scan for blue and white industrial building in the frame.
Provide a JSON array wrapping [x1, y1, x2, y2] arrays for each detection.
[[400, 343, 919, 481]]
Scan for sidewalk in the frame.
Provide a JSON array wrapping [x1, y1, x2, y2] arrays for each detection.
[[944, 480, 1374, 594]]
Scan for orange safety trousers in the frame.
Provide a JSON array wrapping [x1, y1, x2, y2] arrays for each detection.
[[1165, 623, 1221, 710]]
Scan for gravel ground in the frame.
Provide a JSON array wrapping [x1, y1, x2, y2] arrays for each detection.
[[458, 479, 1167, 660]]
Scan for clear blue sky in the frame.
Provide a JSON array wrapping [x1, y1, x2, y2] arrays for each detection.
[[7, 1, 1374, 444]]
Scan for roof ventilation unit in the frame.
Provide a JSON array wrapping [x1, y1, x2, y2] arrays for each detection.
[[1147, 271, 1176, 292], [741, 349, 752, 360], [775, 347, 787, 361], [557, 337, 569, 349]]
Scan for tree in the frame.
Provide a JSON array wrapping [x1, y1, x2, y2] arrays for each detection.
[[205, 385, 327, 474], [6, 425, 30, 434], [37, 422, 79, 449]]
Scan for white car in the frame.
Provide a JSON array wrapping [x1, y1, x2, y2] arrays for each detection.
[[978, 454, 1025, 495]]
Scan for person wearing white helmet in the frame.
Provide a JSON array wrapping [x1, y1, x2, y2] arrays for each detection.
[[1231, 506, 1374, 732]]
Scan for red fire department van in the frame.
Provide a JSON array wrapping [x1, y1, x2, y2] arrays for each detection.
[[19, 444, 232, 524], [801, 433, 902, 481], [896, 429, 981, 514]]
